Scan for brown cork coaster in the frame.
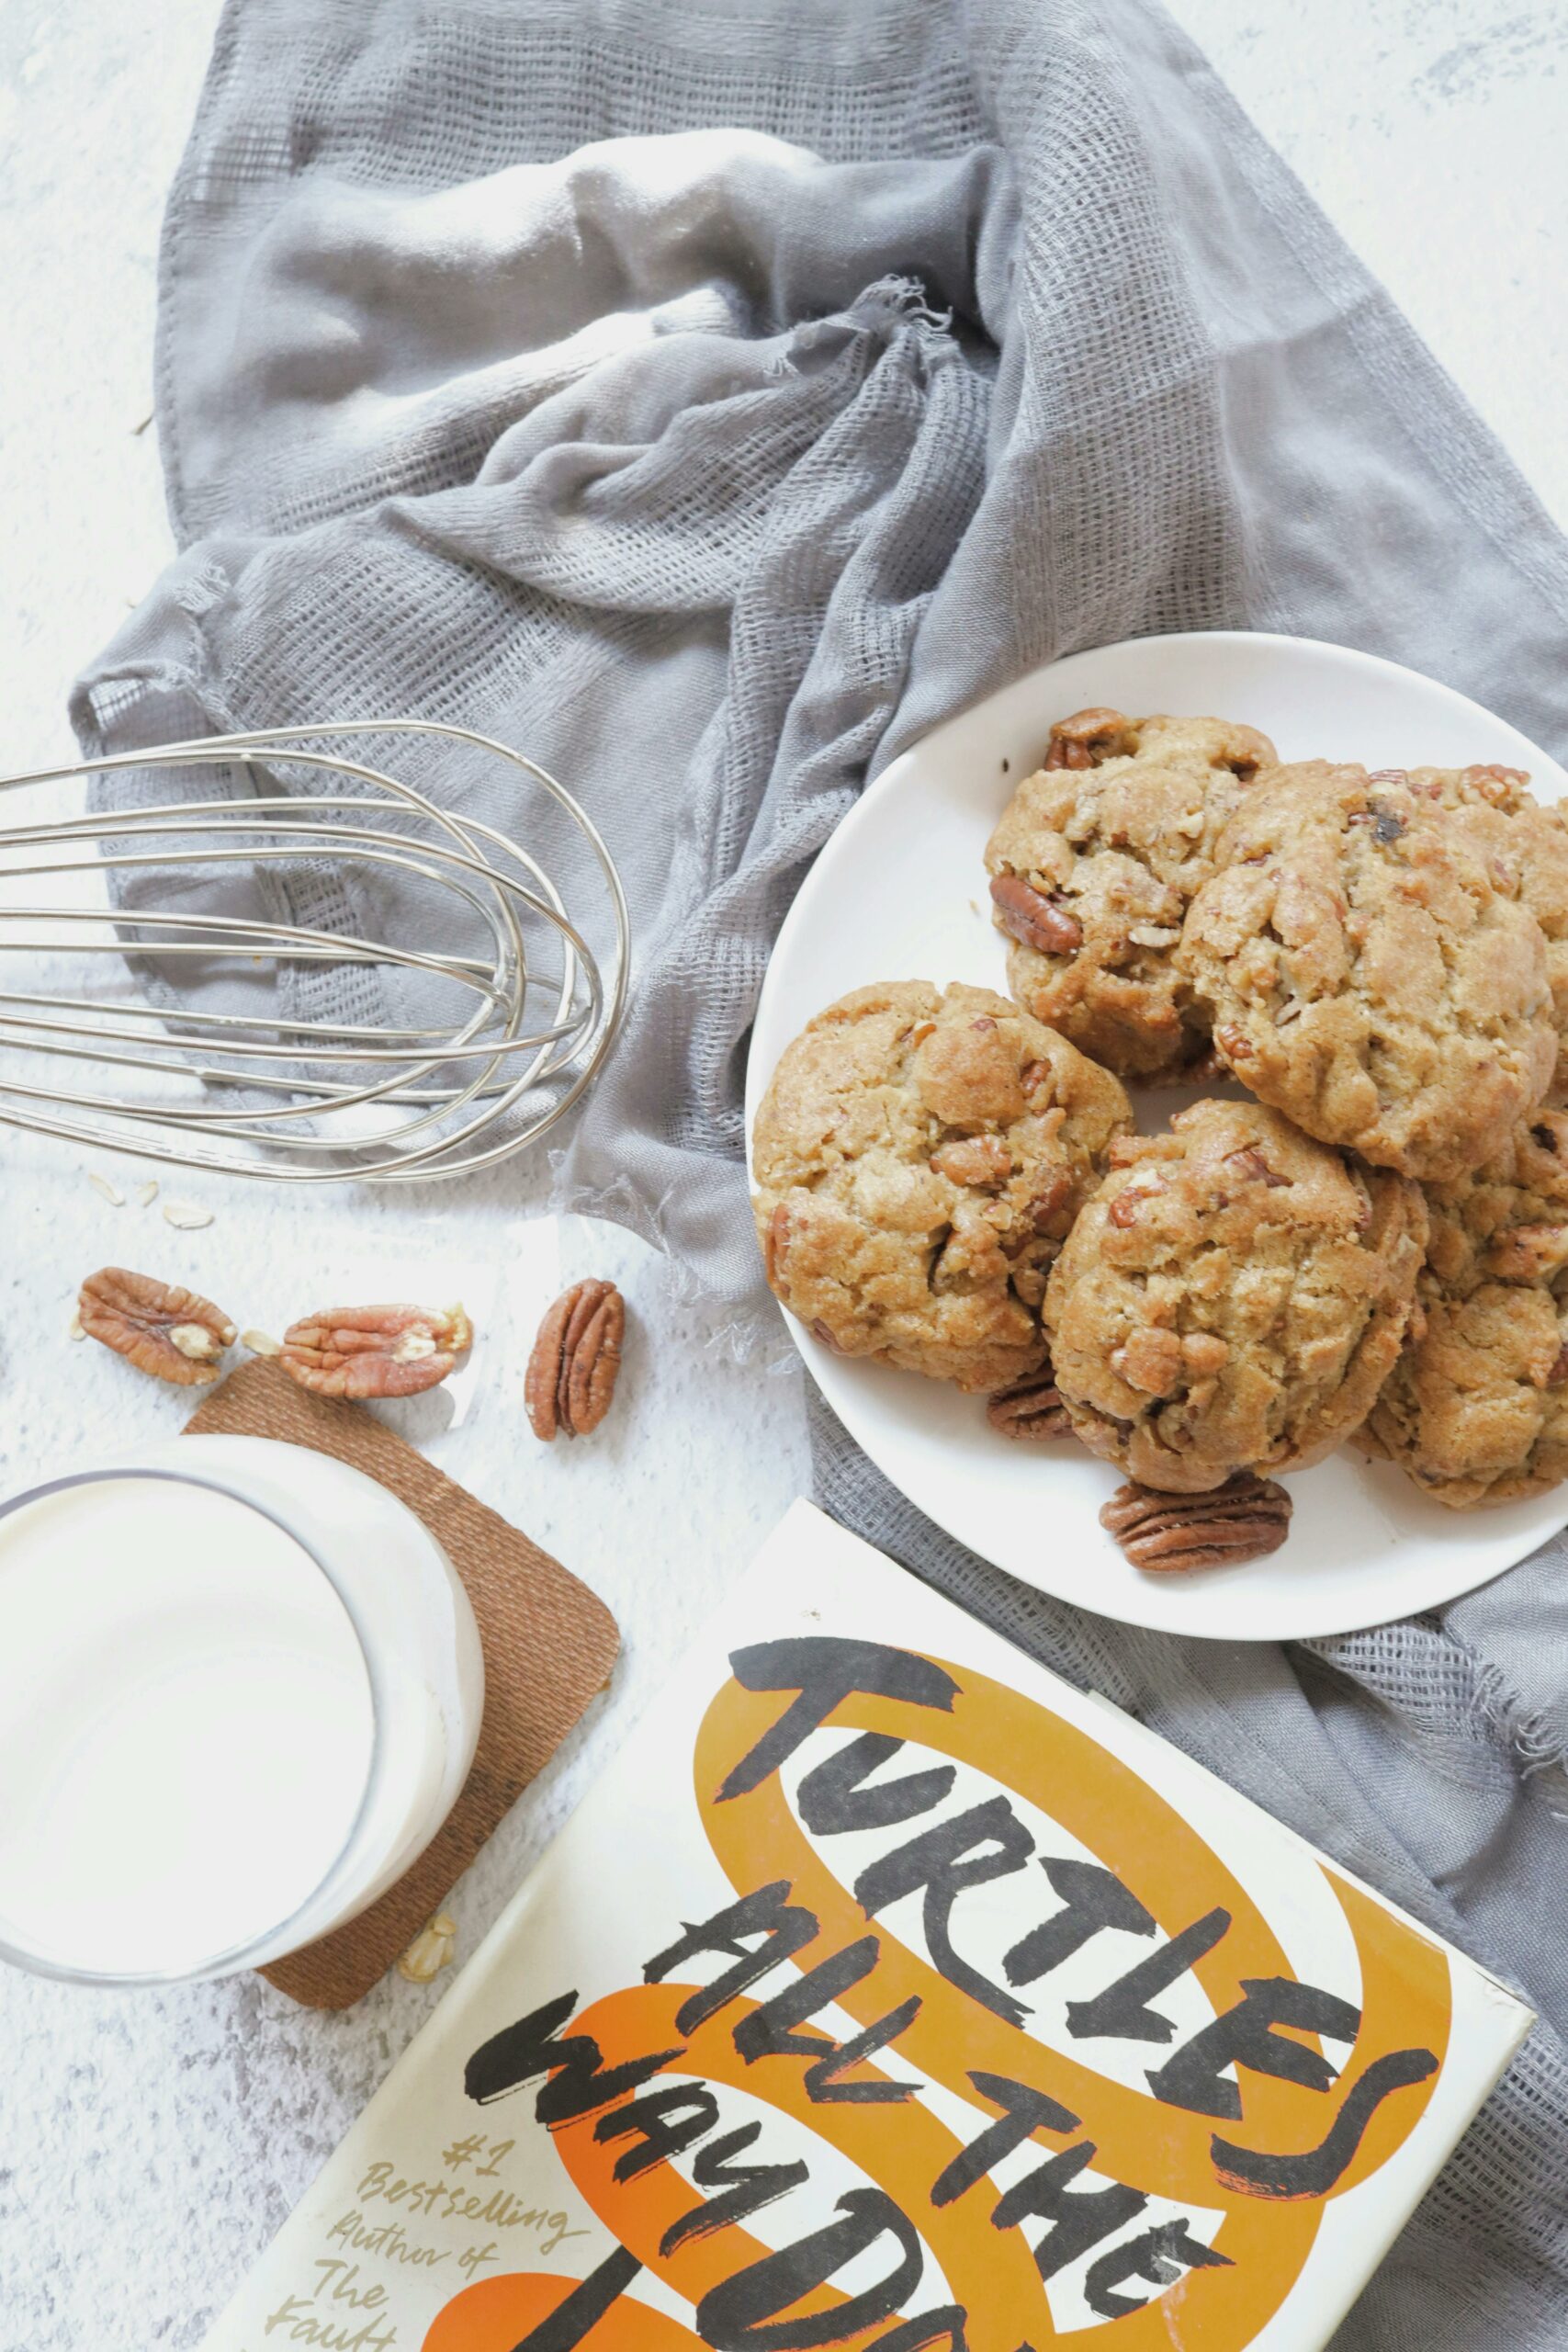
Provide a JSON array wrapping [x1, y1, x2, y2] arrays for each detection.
[[183, 1358, 619, 2009]]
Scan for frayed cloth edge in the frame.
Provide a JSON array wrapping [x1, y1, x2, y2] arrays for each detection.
[[764, 274, 957, 382]]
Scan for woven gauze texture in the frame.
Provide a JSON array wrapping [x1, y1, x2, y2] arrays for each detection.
[[72, 2, 1568, 2344]]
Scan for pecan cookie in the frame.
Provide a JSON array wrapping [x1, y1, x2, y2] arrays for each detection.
[[751, 980, 1131, 1392], [1178, 761, 1555, 1182], [984, 707, 1276, 1080], [1404, 762, 1568, 1104], [1359, 1109, 1568, 1507], [1043, 1100, 1427, 1493]]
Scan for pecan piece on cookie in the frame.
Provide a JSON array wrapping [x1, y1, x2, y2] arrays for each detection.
[[1042, 707, 1139, 771], [78, 1266, 237, 1385], [525, 1279, 625, 1441], [279, 1304, 472, 1400], [1100, 1475, 1292, 1572], [1224, 1145, 1291, 1189], [988, 873, 1085, 956]]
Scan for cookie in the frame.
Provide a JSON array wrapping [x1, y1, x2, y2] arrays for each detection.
[[1043, 1099, 1427, 1493], [1404, 762, 1568, 1104], [751, 979, 1131, 1392], [984, 707, 1277, 1080], [1359, 1108, 1568, 1507], [1177, 760, 1555, 1182]]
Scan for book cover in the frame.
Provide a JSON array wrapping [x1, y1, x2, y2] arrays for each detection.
[[209, 1499, 1532, 2352]]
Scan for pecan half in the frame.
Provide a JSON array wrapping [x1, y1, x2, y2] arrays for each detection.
[[1213, 1023, 1256, 1064], [1100, 1474, 1292, 1573], [279, 1304, 472, 1400], [525, 1279, 625, 1441], [1043, 707, 1134, 771], [987, 1368, 1074, 1442], [78, 1266, 238, 1386], [988, 873, 1085, 956]]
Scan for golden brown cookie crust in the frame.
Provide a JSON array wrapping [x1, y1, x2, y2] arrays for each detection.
[[1177, 761, 1555, 1182], [984, 708, 1277, 1080], [751, 979, 1131, 1392], [1043, 1099, 1427, 1493], [1359, 1108, 1568, 1507]]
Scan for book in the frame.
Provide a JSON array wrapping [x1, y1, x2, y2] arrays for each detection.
[[207, 1499, 1532, 2352]]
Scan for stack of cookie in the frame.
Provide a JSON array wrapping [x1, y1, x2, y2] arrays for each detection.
[[751, 708, 1568, 1571]]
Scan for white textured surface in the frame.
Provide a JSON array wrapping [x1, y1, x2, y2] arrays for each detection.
[[0, 4, 1564, 2346]]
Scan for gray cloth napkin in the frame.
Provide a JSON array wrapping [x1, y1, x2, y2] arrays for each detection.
[[73, 0, 1568, 2341]]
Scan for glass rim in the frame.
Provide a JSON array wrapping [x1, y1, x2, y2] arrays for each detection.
[[0, 1459, 385, 1988]]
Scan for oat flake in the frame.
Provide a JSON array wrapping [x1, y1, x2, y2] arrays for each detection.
[[163, 1200, 215, 1231]]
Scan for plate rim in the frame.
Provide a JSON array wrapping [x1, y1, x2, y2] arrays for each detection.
[[747, 628, 1568, 1640]]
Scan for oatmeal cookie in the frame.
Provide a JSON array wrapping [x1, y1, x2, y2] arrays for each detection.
[[984, 707, 1277, 1080], [1359, 1107, 1568, 1507], [1404, 762, 1568, 1104], [1177, 760, 1555, 1182], [1043, 1099, 1427, 1493], [752, 980, 1130, 1392]]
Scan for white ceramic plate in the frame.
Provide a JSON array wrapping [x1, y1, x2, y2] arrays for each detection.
[[747, 630, 1568, 1640]]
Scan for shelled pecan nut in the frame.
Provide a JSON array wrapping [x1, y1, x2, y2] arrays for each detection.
[[525, 1279, 625, 1441], [278, 1304, 472, 1399], [987, 1367, 1075, 1442], [988, 873, 1085, 956], [78, 1266, 238, 1386], [1100, 1474, 1292, 1572], [1042, 707, 1135, 771], [1107, 1180, 1163, 1228]]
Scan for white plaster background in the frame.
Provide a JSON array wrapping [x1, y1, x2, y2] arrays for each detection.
[[0, 2, 1563, 2345]]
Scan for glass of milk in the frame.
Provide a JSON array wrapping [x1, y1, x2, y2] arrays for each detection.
[[0, 1433, 484, 1985]]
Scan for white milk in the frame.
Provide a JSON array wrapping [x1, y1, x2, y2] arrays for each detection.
[[0, 1476, 375, 1979]]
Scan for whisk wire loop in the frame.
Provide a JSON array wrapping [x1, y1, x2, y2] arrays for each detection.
[[0, 721, 628, 1182]]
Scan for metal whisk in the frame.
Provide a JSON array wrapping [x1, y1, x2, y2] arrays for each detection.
[[0, 720, 628, 1182]]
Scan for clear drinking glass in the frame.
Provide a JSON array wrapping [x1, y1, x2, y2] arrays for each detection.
[[0, 1433, 484, 1985]]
